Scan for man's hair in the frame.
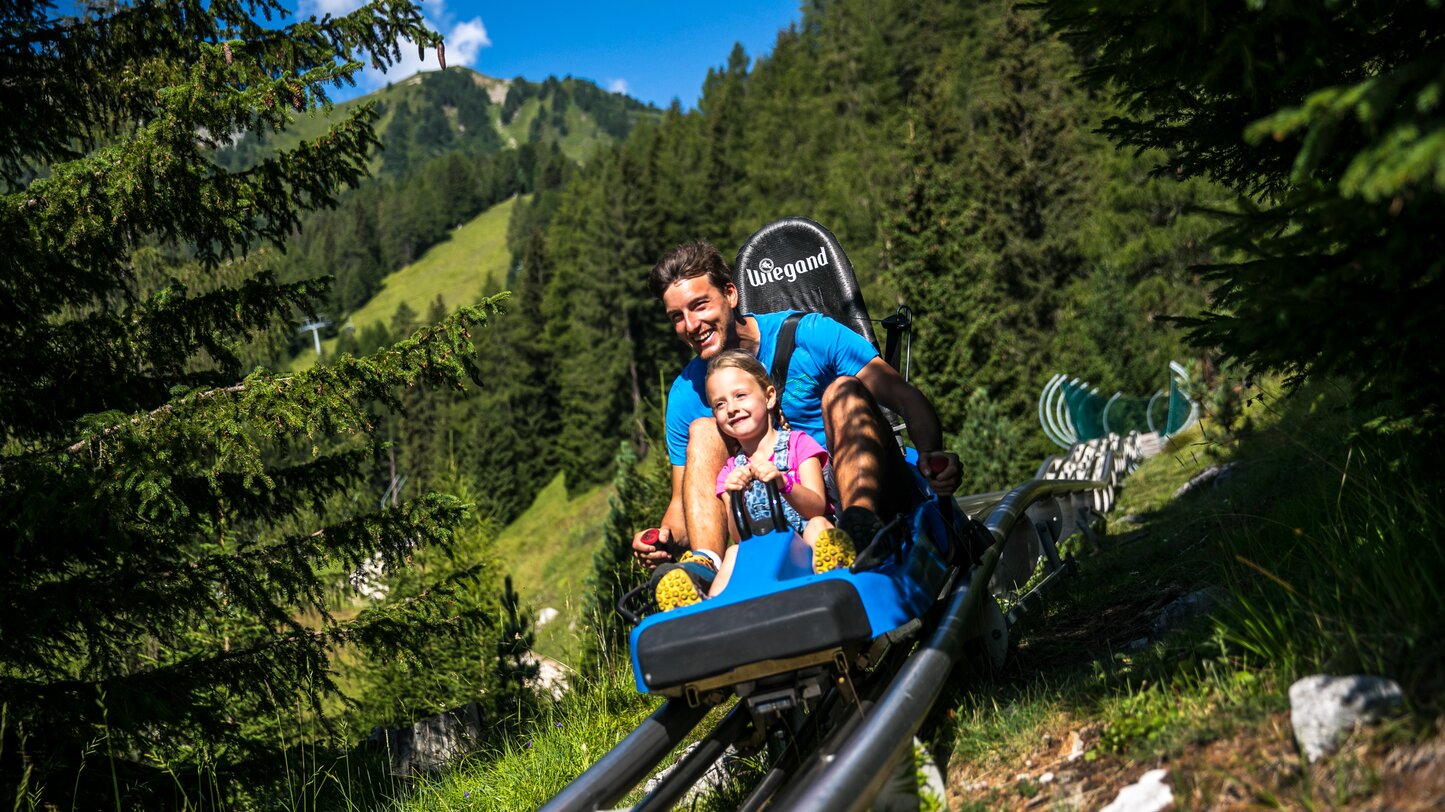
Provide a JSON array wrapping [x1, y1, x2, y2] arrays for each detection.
[[648, 240, 735, 299]]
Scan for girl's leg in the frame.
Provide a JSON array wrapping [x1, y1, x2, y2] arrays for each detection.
[[810, 517, 854, 574], [802, 516, 834, 548], [708, 545, 740, 597]]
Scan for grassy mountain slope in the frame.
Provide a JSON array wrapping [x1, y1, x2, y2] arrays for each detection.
[[348, 194, 520, 331], [290, 194, 519, 369], [491, 474, 616, 666]]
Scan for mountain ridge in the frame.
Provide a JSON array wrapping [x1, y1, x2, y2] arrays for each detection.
[[215, 65, 660, 174]]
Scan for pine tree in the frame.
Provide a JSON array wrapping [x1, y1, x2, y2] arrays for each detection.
[[0, 1, 507, 803], [494, 575, 541, 725], [888, 2, 1099, 437], [581, 441, 673, 674], [1041, 0, 1445, 417]]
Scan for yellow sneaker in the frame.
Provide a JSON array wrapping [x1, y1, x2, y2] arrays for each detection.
[[654, 568, 704, 611], [651, 551, 716, 611], [812, 528, 857, 574]]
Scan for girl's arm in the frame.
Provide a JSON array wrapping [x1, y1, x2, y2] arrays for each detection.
[[782, 456, 828, 519]]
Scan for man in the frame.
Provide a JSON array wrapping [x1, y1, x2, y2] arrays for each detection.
[[632, 240, 960, 601]]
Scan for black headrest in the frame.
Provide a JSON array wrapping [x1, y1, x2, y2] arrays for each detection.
[[734, 217, 876, 347]]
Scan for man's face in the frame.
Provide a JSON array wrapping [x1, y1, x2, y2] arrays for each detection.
[[661, 275, 740, 360]]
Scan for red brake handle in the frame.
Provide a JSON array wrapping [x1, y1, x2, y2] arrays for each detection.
[[928, 456, 948, 474]]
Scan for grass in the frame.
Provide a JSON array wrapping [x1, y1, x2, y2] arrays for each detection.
[[391, 665, 658, 811], [490, 473, 615, 666], [930, 379, 1445, 809], [290, 195, 519, 371], [346, 195, 518, 332]]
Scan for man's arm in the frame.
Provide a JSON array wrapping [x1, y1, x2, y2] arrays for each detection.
[[854, 357, 961, 493], [632, 465, 686, 569]]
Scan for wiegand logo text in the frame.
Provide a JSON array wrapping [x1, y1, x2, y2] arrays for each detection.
[[744, 246, 829, 287]]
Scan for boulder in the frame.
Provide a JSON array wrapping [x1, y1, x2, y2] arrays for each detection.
[[1289, 674, 1404, 762], [1152, 587, 1226, 634], [374, 700, 484, 775]]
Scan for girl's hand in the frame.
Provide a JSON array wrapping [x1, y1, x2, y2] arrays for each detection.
[[750, 459, 782, 484], [724, 465, 754, 492]]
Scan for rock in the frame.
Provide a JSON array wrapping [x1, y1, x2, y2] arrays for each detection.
[[1172, 463, 1236, 500], [1152, 587, 1226, 634], [376, 701, 484, 774], [536, 606, 560, 628], [1061, 729, 1086, 762], [1039, 771, 1055, 784], [525, 652, 571, 700], [1289, 674, 1404, 762], [1100, 768, 1173, 812], [641, 741, 740, 803]]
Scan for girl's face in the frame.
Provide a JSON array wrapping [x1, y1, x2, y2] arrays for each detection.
[[706, 367, 775, 442]]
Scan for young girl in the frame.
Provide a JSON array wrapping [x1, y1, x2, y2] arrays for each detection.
[[703, 350, 855, 597], [652, 350, 857, 610]]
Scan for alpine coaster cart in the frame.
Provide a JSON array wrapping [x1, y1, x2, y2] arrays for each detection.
[[542, 218, 1125, 812]]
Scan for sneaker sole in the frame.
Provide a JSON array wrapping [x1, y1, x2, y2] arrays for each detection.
[[813, 528, 857, 574], [655, 568, 703, 611]]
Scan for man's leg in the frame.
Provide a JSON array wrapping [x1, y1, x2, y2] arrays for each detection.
[[683, 417, 729, 559], [652, 418, 730, 611], [823, 376, 917, 518]]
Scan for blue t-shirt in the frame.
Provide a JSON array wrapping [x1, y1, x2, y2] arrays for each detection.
[[665, 311, 879, 465]]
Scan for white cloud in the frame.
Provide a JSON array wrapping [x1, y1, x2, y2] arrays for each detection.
[[447, 19, 491, 64], [608, 78, 630, 95], [299, 0, 369, 17], [358, 16, 490, 89]]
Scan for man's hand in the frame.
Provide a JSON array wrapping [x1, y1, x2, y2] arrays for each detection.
[[632, 527, 673, 570], [917, 450, 961, 496]]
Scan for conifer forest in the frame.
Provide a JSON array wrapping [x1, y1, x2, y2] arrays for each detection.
[[2, 1, 1442, 809]]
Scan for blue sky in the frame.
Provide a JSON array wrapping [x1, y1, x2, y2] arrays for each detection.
[[298, 1, 803, 108]]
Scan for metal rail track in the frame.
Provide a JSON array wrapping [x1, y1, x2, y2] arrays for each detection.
[[540, 476, 1110, 811]]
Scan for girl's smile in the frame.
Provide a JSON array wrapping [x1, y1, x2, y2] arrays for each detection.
[[706, 366, 775, 445]]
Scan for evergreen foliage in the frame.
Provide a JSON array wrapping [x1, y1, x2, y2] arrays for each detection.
[[581, 440, 673, 674], [505, 0, 1217, 497], [1041, 0, 1445, 418], [886, 1, 1104, 471], [0, 1, 514, 804], [494, 575, 541, 723]]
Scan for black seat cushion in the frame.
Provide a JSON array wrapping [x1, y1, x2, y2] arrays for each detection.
[[634, 579, 872, 690], [735, 217, 877, 347]]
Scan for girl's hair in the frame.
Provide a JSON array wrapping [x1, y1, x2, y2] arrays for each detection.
[[705, 350, 789, 453]]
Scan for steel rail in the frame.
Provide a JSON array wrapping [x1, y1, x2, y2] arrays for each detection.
[[631, 702, 752, 812], [536, 700, 711, 812], [780, 478, 1105, 812]]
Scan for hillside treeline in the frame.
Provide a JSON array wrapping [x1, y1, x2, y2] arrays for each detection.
[[380, 0, 1219, 530]]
